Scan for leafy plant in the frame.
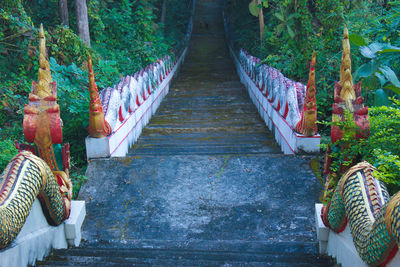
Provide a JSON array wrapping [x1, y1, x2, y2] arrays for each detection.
[[321, 102, 400, 195], [249, 0, 268, 17], [0, 139, 18, 171], [50, 57, 89, 166], [273, 7, 298, 39], [350, 35, 400, 96]]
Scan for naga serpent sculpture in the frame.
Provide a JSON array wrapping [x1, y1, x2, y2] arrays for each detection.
[[295, 51, 317, 136], [0, 25, 72, 249], [238, 48, 317, 136], [88, 54, 112, 138], [322, 27, 400, 266]]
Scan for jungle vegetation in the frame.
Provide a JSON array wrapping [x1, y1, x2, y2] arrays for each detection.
[[0, 0, 192, 195], [225, 0, 400, 193]]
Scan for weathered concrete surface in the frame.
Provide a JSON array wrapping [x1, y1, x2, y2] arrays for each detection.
[[42, 154, 332, 266], [82, 155, 320, 245], [37, 0, 332, 265]]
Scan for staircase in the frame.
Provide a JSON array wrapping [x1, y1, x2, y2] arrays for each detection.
[[36, 0, 332, 266]]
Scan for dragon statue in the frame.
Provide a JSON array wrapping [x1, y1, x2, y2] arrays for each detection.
[[238, 49, 317, 136], [295, 51, 317, 136], [0, 25, 72, 249], [321, 27, 400, 266], [87, 55, 112, 138]]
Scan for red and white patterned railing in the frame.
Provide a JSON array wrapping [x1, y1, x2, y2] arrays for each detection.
[[223, 10, 320, 154], [85, 1, 195, 159]]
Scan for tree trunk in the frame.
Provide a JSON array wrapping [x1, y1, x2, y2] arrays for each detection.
[[75, 0, 91, 47], [257, 0, 264, 42], [59, 0, 69, 27], [160, 0, 167, 24]]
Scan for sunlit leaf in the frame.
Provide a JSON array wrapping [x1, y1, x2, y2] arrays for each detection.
[[287, 25, 295, 39], [274, 12, 284, 21], [379, 48, 400, 53], [360, 43, 384, 58], [249, 0, 259, 17], [349, 34, 367, 46]]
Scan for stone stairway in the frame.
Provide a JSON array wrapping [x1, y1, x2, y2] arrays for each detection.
[[38, 244, 330, 266], [36, 0, 332, 266]]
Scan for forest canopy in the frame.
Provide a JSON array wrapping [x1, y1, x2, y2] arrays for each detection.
[[0, 0, 193, 193]]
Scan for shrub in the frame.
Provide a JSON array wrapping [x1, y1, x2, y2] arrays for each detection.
[[0, 139, 18, 171], [322, 101, 400, 195]]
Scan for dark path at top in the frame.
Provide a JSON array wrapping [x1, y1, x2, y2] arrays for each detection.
[[129, 0, 281, 156], [38, 0, 332, 266]]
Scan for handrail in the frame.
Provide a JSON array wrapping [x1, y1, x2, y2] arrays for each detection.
[[223, 11, 320, 154], [85, 0, 196, 159]]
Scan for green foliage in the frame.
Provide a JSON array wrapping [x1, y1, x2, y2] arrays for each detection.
[[0, 0, 192, 177], [225, 0, 388, 135], [48, 26, 91, 66], [87, 0, 188, 76], [249, 0, 259, 17], [350, 37, 400, 98], [321, 102, 400, 194], [249, 0, 269, 17], [70, 170, 87, 199], [0, 139, 18, 172], [50, 57, 90, 167]]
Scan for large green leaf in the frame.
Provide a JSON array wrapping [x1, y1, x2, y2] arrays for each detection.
[[360, 43, 384, 58], [374, 88, 390, 106], [357, 60, 378, 77], [249, 0, 259, 17], [384, 84, 400, 95], [261, 0, 268, 8], [380, 65, 400, 88], [349, 34, 367, 46], [287, 25, 295, 39], [379, 48, 400, 53], [375, 72, 387, 88], [274, 12, 284, 21]]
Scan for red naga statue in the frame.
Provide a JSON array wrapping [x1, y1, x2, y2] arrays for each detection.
[[87, 55, 112, 138], [296, 51, 318, 136]]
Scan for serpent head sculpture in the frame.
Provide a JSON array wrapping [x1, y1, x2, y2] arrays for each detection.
[[295, 51, 317, 136], [321, 27, 400, 266], [0, 24, 72, 249], [87, 54, 112, 138]]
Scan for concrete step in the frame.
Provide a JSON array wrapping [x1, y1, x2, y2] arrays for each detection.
[[136, 132, 276, 144], [37, 245, 333, 266]]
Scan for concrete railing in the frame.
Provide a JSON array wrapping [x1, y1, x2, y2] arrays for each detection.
[[223, 15, 320, 154], [86, 0, 196, 159], [0, 200, 85, 267], [315, 203, 400, 267]]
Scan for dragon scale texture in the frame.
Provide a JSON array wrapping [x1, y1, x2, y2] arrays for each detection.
[[0, 151, 67, 248], [323, 161, 400, 266], [0, 25, 72, 249]]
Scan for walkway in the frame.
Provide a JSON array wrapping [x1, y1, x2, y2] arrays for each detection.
[[38, 0, 332, 265]]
